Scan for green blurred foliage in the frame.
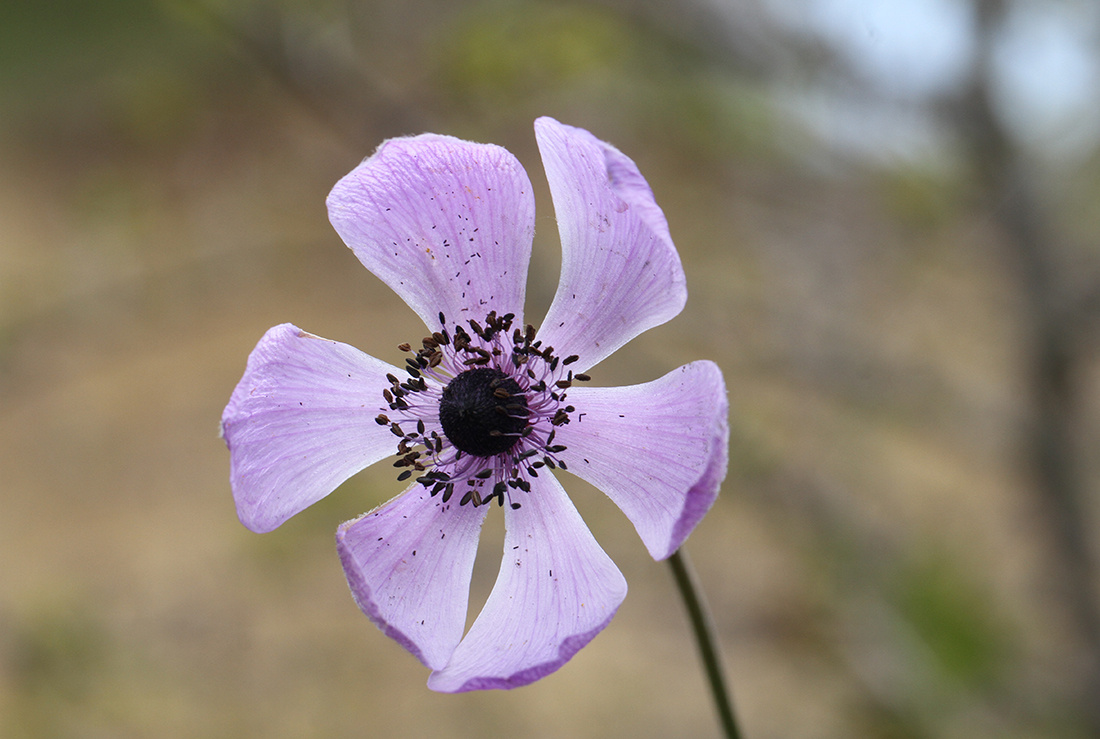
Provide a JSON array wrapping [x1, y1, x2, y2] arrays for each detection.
[[6, 606, 111, 736], [893, 553, 1010, 689], [433, 0, 778, 164], [0, 0, 219, 153], [877, 167, 968, 234], [437, 1, 635, 102]]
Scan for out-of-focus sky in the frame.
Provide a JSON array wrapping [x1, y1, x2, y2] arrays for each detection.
[[778, 0, 1100, 158]]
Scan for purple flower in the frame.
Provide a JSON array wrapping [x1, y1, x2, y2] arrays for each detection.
[[221, 117, 728, 692]]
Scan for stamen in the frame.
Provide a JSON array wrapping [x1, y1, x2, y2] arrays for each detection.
[[378, 308, 581, 506]]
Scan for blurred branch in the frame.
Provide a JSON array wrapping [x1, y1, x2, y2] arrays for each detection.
[[589, 0, 800, 80], [1071, 282, 1100, 347], [953, 1, 1100, 734], [172, 0, 427, 151]]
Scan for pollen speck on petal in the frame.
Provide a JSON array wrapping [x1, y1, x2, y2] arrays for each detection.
[[554, 361, 728, 560], [337, 486, 490, 671], [534, 117, 687, 373], [427, 474, 626, 692], [327, 135, 535, 332], [222, 324, 407, 533]]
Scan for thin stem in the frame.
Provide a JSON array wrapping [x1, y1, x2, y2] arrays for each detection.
[[668, 548, 744, 739]]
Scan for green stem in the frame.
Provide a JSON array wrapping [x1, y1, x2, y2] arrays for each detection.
[[668, 548, 744, 739]]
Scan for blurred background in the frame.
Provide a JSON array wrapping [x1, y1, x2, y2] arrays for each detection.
[[2, 0, 1099, 736]]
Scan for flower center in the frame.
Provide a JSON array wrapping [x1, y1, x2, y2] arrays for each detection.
[[439, 368, 528, 456], [375, 310, 590, 508]]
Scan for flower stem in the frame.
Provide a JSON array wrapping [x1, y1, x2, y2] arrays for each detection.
[[668, 548, 744, 739]]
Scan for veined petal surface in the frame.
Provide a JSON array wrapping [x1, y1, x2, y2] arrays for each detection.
[[337, 487, 490, 671], [555, 361, 728, 560], [427, 474, 627, 692], [221, 324, 401, 533], [327, 134, 536, 332], [534, 116, 686, 372]]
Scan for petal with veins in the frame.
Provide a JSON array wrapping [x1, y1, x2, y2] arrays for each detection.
[[221, 324, 402, 533], [555, 361, 728, 560], [427, 474, 627, 692], [328, 134, 536, 332], [337, 486, 489, 671], [534, 116, 686, 372]]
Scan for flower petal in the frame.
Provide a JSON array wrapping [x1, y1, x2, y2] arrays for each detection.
[[221, 324, 402, 533], [534, 117, 687, 372], [337, 486, 489, 671], [555, 361, 728, 560], [327, 134, 536, 331], [426, 474, 627, 692]]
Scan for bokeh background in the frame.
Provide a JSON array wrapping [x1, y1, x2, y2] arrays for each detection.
[[3, 0, 1099, 737]]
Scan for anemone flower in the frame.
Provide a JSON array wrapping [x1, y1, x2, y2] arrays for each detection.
[[221, 117, 729, 692]]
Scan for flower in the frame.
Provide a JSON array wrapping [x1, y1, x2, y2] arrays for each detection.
[[221, 117, 729, 692]]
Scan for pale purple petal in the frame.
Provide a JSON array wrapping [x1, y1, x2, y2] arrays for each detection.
[[426, 474, 627, 692], [221, 324, 403, 533], [555, 361, 728, 560], [534, 117, 687, 372], [337, 487, 489, 671], [327, 134, 536, 331]]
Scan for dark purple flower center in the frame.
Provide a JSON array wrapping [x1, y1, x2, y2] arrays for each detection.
[[375, 310, 589, 508], [439, 368, 529, 456]]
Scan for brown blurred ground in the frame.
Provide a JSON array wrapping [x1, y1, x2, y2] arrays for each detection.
[[1, 1, 1098, 738]]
